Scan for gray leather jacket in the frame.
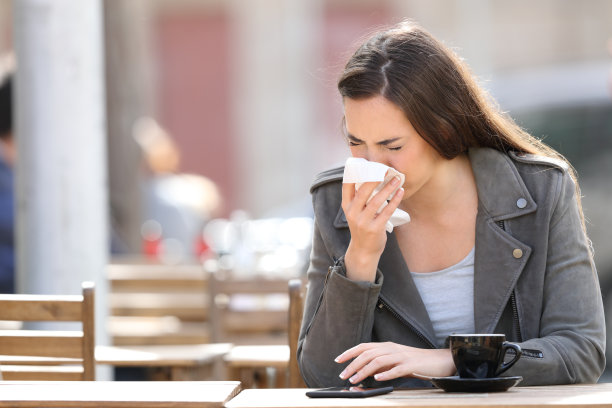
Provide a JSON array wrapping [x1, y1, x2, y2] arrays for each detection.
[[298, 147, 605, 388]]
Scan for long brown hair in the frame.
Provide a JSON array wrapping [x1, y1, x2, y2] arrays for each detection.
[[338, 21, 588, 236]]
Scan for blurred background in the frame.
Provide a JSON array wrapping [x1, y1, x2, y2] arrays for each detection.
[[0, 0, 611, 376]]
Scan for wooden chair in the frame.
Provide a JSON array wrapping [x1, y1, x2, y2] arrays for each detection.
[[288, 278, 307, 387], [207, 261, 299, 388], [216, 271, 307, 388], [0, 281, 95, 380], [208, 270, 289, 346], [107, 263, 210, 346]]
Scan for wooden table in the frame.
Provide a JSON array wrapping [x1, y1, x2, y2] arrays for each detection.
[[0, 381, 240, 407], [108, 316, 211, 346], [224, 345, 289, 388], [96, 343, 232, 380], [225, 383, 612, 408]]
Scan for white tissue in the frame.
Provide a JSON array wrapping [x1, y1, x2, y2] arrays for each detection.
[[343, 157, 411, 233]]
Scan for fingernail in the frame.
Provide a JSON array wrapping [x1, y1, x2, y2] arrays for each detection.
[[334, 356, 341, 363], [349, 375, 358, 384], [374, 374, 382, 380], [391, 176, 400, 185], [339, 370, 347, 379]]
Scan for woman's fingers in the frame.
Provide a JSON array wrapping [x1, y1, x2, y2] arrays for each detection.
[[342, 181, 377, 218], [345, 354, 396, 384], [365, 176, 402, 216], [335, 344, 373, 381], [353, 182, 380, 207], [343, 176, 402, 221], [379, 185, 404, 217], [335, 344, 455, 383], [335, 344, 360, 364], [373, 365, 407, 382], [336, 343, 392, 381], [335, 342, 376, 363]]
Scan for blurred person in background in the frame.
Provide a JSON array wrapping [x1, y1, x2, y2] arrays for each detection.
[[134, 117, 222, 264], [0, 57, 14, 293], [298, 21, 605, 388]]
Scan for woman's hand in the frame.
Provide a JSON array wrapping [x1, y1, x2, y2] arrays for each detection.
[[342, 176, 404, 282], [335, 342, 456, 384]]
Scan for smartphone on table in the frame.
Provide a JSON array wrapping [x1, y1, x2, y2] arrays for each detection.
[[305, 386, 393, 398]]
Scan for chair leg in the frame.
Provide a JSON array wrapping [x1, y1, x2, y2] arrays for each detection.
[[253, 368, 268, 388]]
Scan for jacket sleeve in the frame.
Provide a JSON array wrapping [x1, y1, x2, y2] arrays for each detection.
[[297, 214, 383, 387], [506, 170, 606, 384]]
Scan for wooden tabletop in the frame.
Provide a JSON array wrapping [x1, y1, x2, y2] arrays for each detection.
[[224, 345, 289, 369], [108, 316, 211, 346], [0, 381, 241, 408], [96, 343, 232, 367], [225, 383, 612, 408]]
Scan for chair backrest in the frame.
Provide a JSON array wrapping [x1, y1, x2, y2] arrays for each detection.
[[107, 262, 210, 345], [288, 278, 306, 387], [207, 265, 291, 345], [0, 282, 95, 380]]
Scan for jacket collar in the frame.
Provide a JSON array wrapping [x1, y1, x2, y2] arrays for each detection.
[[334, 148, 536, 339], [469, 148, 537, 220]]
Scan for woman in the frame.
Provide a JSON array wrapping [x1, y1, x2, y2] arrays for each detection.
[[297, 21, 605, 388]]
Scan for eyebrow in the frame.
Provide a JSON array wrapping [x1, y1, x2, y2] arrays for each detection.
[[347, 134, 403, 146]]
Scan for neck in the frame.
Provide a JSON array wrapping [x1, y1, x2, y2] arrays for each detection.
[[400, 154, 477, 223]]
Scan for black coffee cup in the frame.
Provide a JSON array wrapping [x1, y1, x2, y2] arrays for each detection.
[[449, 334, 522, 379]]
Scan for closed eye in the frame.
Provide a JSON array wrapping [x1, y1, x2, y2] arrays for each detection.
[[347, 134, 362, 147], [347, 133, 403, 150]]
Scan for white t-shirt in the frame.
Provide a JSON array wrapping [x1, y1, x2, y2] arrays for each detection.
[[411, 247, 475, 348]]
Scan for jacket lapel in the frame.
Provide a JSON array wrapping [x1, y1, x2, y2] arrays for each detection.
[[473, 212, 532, 333], [469, 148, 536, 333]]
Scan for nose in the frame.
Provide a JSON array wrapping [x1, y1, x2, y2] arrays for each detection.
[[363, 150, 389, 166]]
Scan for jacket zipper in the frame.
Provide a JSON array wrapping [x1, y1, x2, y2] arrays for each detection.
[[303, 265, 333, 337], [510, 291, 522, 342], [322, 260, 435, 348], [377, 298, 436, 349], [498, 220, 522, 342]]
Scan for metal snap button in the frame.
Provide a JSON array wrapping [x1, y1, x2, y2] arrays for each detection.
[[516, 198, 527, 209], [513, 248, 523, 259]]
